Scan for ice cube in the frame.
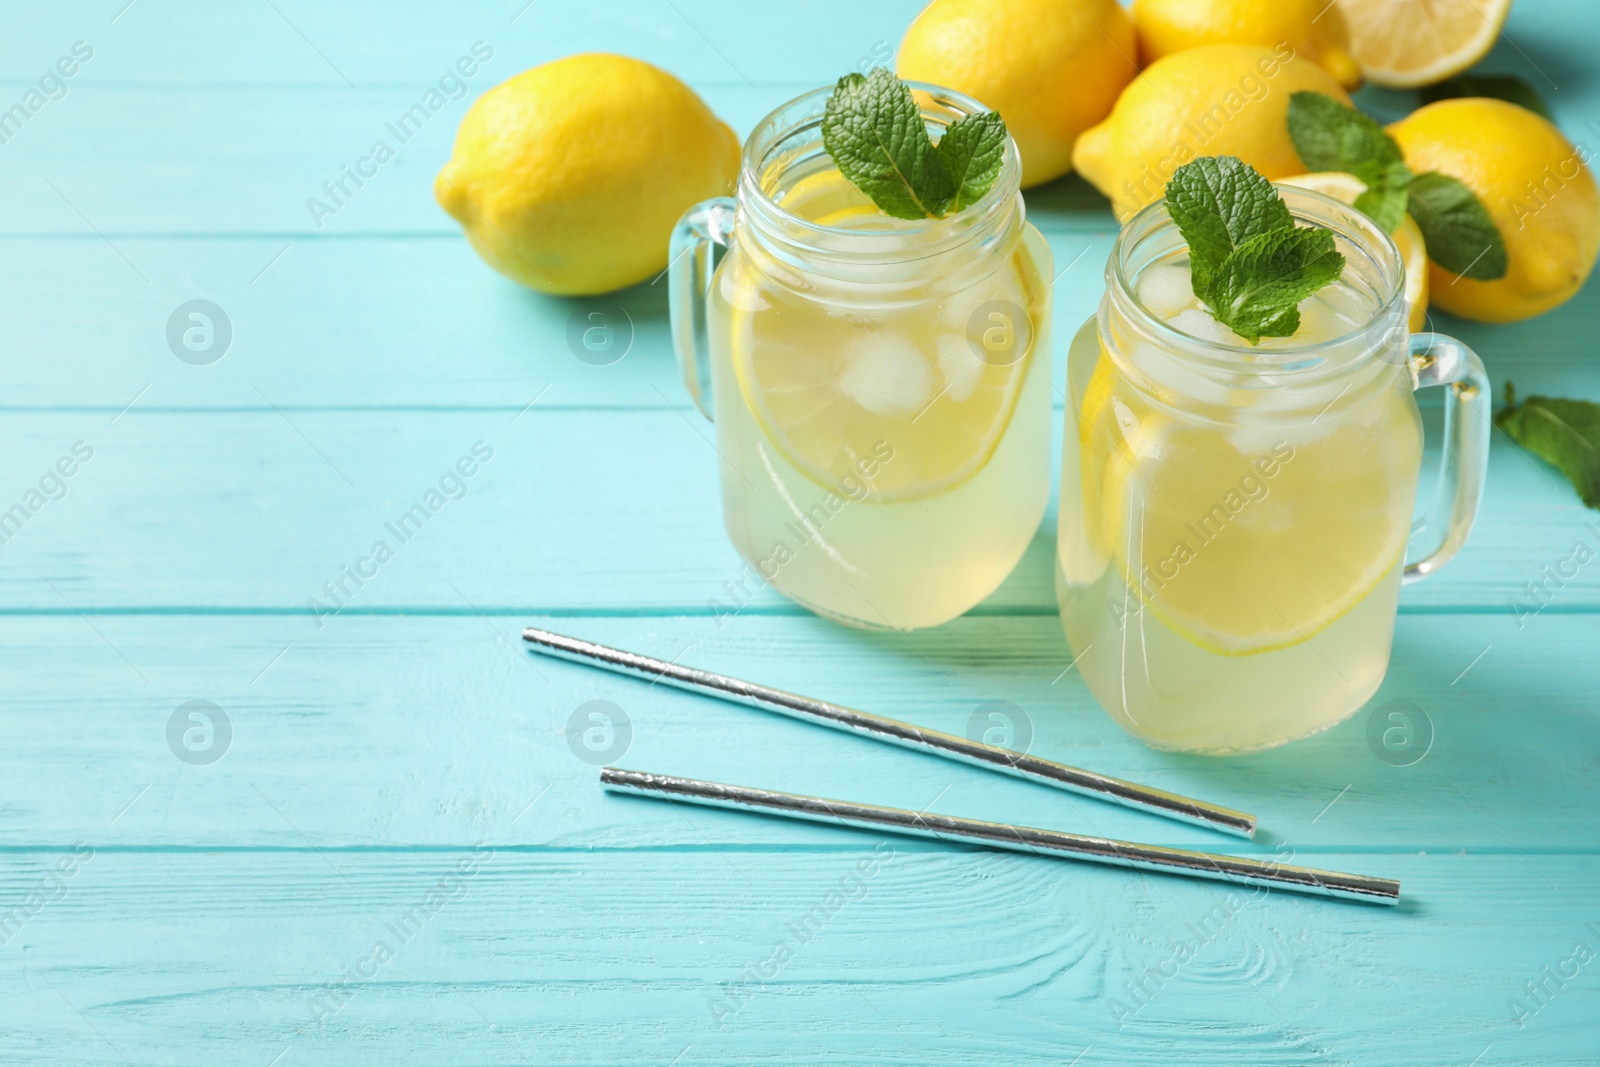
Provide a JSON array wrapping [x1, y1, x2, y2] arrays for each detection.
[[1125, 340, 1229, 409], [1167, 308, 1242, 345], [1294, 295, 1342, 341], [1137, 264, 1197, 318], [1317, 281, 1370, 327], [936, 269, 1021, 333], [837, 333, 936, 418], [935, 333, 984, 403], [1293, 289, 1368, 342]]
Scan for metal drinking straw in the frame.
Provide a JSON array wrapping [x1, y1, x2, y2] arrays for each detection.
[[601, 768, 1400, 905], [523, 626, 1256, 838]]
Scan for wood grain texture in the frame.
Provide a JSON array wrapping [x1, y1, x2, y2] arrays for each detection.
[[2, 850, 1596, 1066], [2, 0, 1597, 1063], [0, 410, 1596, 612], [1, 613, 1595, 851], [1, 234, 1597, 412]]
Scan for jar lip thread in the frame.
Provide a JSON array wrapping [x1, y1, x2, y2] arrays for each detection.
[[1106, 186, 1409, 374]]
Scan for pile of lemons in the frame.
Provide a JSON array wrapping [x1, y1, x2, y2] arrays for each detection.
[[900, 0, 1598, 324], [434, 0, 1598, 324]]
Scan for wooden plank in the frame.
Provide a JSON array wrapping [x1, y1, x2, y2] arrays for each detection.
[[0, 0, 928, 87], [0, 231, 1101, 412], [2, 848, 1594, 1064], [2, 612, 1595, 851], [0, 0, 1574, 101], [0, 84, 1128, 239], [2, 233, 1594, 413], [0, 409, 1595, 612], [0, 84, 784, 237], [4, 73, 1595, 237]]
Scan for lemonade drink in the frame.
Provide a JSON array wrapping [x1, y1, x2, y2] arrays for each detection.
[[676, 84, 1053, 631], [708, 168, 1052, 630], [1058, 188, 1431, 752]]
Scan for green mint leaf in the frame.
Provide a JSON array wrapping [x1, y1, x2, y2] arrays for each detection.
[[1286, 92, 1417, 234], [1406, 171, 1509, 280], [1354, 165, 1414, 233], [1287, 92, 1406, 186], [1421, 74, 1552, 120], [1201, 226, 1346, 343], [1496, 386, 1600, 509], [1354, 187, 1409, 234], [821, 68, 953, 220], [936, 110, 1007, 213], [1164, 156, 1293, 293]]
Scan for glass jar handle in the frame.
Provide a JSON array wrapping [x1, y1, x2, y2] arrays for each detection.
[[668, 197, 737, 421], [1404, 332, 1491, 584]]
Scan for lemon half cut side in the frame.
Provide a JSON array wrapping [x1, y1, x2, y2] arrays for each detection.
[[1336, 0, 1510, 88]]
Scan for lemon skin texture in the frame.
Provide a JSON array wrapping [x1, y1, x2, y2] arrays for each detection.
[[897, 0, 1138, 188], [1073, 44, 1351, 221], [1132, 0, 1362, 89], [1389, 98, 1600, 323], [436, 53, 740, 296]]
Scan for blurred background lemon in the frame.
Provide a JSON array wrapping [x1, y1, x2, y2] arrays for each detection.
[[896, 0, 1137, 188], [1072, 44, 1350, 220], [1389, 98, 1599, 322], [1337, 0, 1510, 88], [436, 53, 739, 296], [1133, 0, 1362, 89]]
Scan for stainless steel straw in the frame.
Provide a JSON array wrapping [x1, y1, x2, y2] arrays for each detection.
[[602, 768, 1400, 905], [524, 626, 1256, 838]]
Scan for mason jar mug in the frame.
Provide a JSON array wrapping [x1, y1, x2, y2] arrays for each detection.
[[670, 84, 1053, 630], [1057, 187, 1490, 753]]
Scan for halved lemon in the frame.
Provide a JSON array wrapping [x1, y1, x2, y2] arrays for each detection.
[[1279, 171, 1430, 331], [1335, 0, 1509, 88]]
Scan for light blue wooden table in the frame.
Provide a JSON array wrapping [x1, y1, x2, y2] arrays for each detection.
[[3, 1, 1597, 1063]]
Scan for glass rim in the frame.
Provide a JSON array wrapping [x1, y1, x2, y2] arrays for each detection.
[[1107, 184, 1409, 369], [738, 79, 1023, 249]]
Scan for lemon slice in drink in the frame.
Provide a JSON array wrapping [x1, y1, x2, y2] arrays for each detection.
[[1100, 393, 1418, 655], [1336, 0, 1509, 88], [775, 167, 881, 224], [726, 222, 1040, 501], [1062, 350, 1125, 584], [1279, 171, 1429, 331]]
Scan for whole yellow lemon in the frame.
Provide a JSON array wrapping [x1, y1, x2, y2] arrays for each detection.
[[1072, 44, 1351, 220], [896, 0, 1137, 188], [435, 54, 739, 296], [1132, 0, 1362, 89], [1388, 99, 1600, 323]]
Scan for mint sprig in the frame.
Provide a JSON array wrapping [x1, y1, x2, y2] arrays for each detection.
[[1164, 156, 1345, 344], [1497, 383, 1600, 510], [1287, 91, 1508, 281], [821, 68, 1008, 220]]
